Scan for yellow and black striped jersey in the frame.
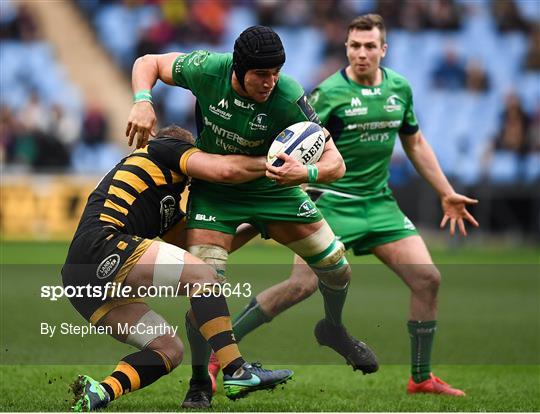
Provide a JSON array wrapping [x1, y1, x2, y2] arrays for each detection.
[[74, 137, 200, 239]]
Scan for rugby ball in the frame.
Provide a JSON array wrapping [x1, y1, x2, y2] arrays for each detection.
[[267, 121, 325, 167]]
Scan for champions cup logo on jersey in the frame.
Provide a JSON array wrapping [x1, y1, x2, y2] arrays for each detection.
[[209, 98, 232, 120], [345, 96, 368, 116], [297, 200, 318, 217], [384, 95, 402, 112]]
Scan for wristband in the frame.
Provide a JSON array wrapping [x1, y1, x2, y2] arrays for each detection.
[[307, 164, 318, 183], [133, 89, 152, 104]]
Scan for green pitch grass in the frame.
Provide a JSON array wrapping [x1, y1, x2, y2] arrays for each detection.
[[1, 240, 539, 411], [1, 364, 538, 412]]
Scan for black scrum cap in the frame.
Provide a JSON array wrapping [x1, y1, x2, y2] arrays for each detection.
[[233, 25, 285, 90]]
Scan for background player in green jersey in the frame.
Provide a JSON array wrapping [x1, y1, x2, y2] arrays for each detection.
[[126, 26, 378, 408], [221, 15, 479, 397]]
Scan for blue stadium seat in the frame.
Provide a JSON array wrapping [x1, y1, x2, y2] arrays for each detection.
[[524, 153, 540, 182], [71, 143, 125, 174], [488, 151, 520, 183], [94, 4, 139, 68], [516, 0, 540, 21]]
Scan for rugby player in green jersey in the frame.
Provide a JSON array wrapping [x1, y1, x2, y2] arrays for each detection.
[[126, 26, 378, 407], [221, 15, 479, 397], [63, 125, 293, 411]]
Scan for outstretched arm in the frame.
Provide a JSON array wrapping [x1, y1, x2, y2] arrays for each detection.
[[186, 152, 267, 184], [126, 52, 183, 148], [400, 130, 479, 236], [266, 128, 345, 186]]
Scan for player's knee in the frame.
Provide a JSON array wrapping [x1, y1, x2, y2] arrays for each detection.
[[310, 240, 350, 288], [148, 334, 184, 370], [287, 222, 350, 289], [189, 244, 228, 280], [317, 262, 351, 289], [184, 261, 221, 285], [412, 265, 441, 295], [153, 242, 185, 289], [124, 310, 182, 367]]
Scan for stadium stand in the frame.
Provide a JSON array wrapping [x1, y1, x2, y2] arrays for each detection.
[[73, 0, 539, 186], [1, 0, 538, 239]]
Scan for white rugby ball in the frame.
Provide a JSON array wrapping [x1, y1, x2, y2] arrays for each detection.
[[267, 121, 325, 167]]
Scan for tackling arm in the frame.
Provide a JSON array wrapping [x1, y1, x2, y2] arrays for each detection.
[[400, 130, 479, 235], [186, 152, 266, 184]]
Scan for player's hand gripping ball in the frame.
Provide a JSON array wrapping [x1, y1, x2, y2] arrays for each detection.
[[267, 121, 325, 167]]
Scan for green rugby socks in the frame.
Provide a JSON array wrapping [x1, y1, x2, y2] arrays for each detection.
[[232, 298, 272, 342], [318, 280, 348, 326], [408, 320, 437, 383]]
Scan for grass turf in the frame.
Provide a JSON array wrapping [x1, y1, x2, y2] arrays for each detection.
[[1, 365, 539, 412], [1, 240, 539, 411]]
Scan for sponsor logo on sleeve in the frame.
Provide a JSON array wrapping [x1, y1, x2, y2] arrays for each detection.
[[296, 95, 320, 123], [96, 254, 121, 279], [160, 195, 176, 233], [188, 51, 209, 67], [173, 54, 188, 74]]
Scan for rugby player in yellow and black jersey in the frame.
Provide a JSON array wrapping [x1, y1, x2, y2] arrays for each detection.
[[63, 125, 293, 411]]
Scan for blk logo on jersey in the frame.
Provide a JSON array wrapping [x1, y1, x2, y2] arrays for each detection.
[[195, 214, 216, 222], [234, 98, 255, 110], [361, 88, 381, 96]]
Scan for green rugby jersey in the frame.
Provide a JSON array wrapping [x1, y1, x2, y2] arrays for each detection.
[[309, 67, 419, 196], [172, 50, 319, 192]]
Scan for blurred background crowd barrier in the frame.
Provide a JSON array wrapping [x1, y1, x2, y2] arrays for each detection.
[[0, 0, 538, 241]]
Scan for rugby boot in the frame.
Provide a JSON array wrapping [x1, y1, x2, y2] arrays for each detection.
[[407, 373, 465, 396], [314, 318, 378, 374], [223, 362, 293, 400], [181, 378, 213, 409], [207, 352, 220, 393], [70, 375, 110, 412]]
